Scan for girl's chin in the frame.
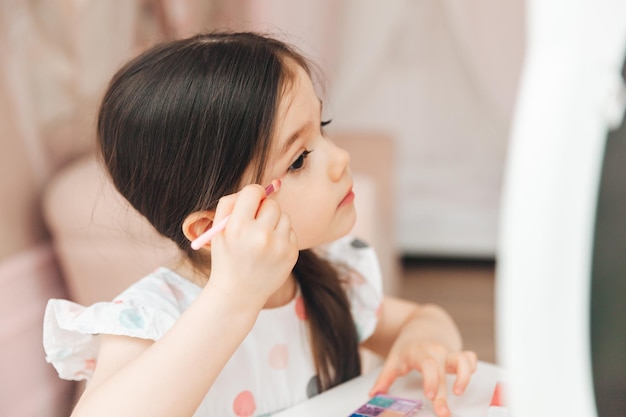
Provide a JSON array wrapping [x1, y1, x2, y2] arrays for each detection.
[[296, 212, 357, 249], [298, 232, 349, 250]]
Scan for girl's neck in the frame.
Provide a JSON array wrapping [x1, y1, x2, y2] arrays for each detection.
[[263, 274, 298, 309], [171, 258, 297, 309]]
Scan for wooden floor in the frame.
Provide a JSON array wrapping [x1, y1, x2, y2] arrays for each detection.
[[398, 258, 496, 364]]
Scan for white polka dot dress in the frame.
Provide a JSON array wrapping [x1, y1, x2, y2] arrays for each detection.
[[43, 235, 383, 416]]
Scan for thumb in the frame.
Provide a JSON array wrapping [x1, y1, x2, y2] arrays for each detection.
[[369, 360, 405, 397]]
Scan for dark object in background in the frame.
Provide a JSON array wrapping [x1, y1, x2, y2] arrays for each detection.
[[590, 56, 626, 417]]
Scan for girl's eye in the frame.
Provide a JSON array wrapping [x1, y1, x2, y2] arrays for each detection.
[[288, 150, 313, 172]]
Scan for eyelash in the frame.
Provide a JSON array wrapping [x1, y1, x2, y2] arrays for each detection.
[[288, 149, 313, 172], [321, 119, 332, 134], [287, 121, 332, 173]]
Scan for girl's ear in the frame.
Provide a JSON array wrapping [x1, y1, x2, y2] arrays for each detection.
[[182, 211, 215, 246]]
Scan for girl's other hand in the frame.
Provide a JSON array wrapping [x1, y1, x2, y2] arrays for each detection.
[[207, 183, 298, 309], [370, 342, 477, 417], [363, 298, 477, 417]]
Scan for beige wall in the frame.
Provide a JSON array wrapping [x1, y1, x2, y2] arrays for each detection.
[[1, 1, 132, 258]]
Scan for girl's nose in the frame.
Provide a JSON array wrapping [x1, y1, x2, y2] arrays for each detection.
[[328, 141, 351, 181]]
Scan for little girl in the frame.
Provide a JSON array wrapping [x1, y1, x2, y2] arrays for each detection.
[[43, 31, 476, 417]]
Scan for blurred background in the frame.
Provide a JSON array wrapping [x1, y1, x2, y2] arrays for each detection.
[[1, 1, 527, 416]]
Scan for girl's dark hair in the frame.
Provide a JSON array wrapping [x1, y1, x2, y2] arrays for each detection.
[[97, 31, 361, 391]]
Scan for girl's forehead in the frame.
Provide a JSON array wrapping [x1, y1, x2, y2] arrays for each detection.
[[276, 65, 317, 128], [278, 64, 310, 111], [272, 73, 319, 151]]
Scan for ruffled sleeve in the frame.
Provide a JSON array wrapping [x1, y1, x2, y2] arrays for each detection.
[[321, 236, 384, 342], [43, 271, 187, 381]]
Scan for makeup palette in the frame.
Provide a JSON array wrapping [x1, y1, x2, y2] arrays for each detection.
[[348, 394, 432, 417]]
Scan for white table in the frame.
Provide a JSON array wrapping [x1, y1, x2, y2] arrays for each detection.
[[274, 361, 505, 417]]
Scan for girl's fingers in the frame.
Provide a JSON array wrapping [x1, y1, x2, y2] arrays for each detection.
[[275, 211, 290, 231], [432, 396, 452, 417], [467, 351, 478, 373], [276, 212, 296, 241], [215, 181, 281, 228], [255, 198, 281, 228], [213, 193, 238, 224], [370, 347, 477, 417], [420, 357, 440, 401], [369, 350, 478, 417], [369, 358, 408, 397], [227, 184, 267, 225], [449, 353, 473, 396], [276, 213, 298, 263], [421, 356, 450, 417]]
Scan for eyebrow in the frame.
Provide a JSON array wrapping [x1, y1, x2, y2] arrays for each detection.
[[277, 99, 323, 159]]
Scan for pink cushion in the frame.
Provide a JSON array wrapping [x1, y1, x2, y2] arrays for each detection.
[[43, 155, 178, 305], [0, 246, 74, 417]]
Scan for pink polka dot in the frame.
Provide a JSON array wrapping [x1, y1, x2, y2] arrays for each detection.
[[295, 296, 307, 320], [169, 284, 187, 302], [84, 358, 96, 371], [348, 271, 366, 285], [233, 390, 256, 417], [268, 344, 289, 369], [73, 370, 89, 379], [158, 282, 186, 301]]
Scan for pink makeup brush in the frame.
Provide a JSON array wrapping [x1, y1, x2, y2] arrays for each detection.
[[190, 179, 281, 250]]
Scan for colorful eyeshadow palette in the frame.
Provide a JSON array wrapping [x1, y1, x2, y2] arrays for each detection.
[[348, 394, 430, 417]]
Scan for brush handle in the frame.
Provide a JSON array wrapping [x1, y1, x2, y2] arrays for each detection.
[[190, 215, 230, 250], [190, 181, 279, 250]]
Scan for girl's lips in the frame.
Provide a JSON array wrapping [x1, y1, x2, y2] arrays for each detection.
[[339, 189, 355, 207]]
